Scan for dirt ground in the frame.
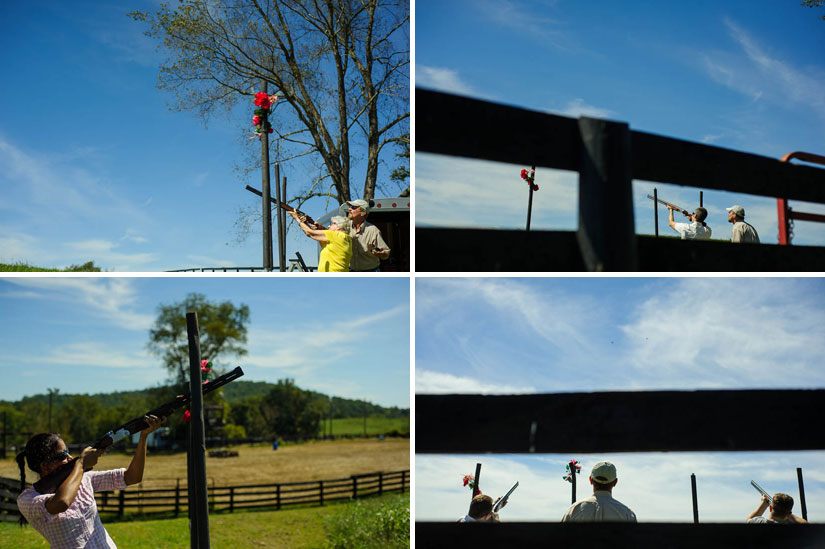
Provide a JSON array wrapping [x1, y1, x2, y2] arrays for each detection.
[[1, 438, 409, 490]]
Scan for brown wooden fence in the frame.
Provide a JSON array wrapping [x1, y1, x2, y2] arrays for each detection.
[[416, 389, 825, 547], [1, 469, 407, 521], [416, 88, 825, 271]]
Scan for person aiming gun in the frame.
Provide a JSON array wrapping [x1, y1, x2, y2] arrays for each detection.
[[16, 416, 165, 548]]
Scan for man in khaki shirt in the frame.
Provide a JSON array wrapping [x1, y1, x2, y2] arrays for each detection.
[[726, 205, 760, 243], [561, 461, 637, 522], [346, 199, 390, 271]]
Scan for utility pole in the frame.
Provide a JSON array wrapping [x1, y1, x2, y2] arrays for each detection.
[[48, 388, 59, 432]]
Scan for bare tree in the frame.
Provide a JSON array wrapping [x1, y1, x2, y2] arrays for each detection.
[[131, 0, 409, 205]]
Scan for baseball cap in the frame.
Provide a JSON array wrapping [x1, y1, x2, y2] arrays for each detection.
[[590, 461, 617, 483], [346, 199, 371, 213], [726, 205, 745, 217]]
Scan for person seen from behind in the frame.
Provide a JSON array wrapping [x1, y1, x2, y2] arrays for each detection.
[[561, 461, 637, 522], [747, 493, 807, 524], [668, 205, 711, 240], [726, 205, 760, 243]]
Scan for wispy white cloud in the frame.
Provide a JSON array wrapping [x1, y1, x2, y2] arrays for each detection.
[[416, 368, 535, 394], [416, 66, 477, 96], [701, 18, 825, 120], [2, 278, 154, 331], [415, 152, 578, 229], [466, 0, 569, 50], [554, 98, 617, 119]]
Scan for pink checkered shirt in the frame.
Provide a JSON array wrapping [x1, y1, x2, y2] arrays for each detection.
[[17, 468, 127, 548]]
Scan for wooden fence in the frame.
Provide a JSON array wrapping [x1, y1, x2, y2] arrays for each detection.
[[416, 390, 825, 548], [416, 88, 825, 271], [1, 469, 407, 521]]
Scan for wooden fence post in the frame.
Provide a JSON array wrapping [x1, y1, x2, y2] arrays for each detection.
[[576, 117, 637, 271], [319, 480, 324, 506], [175, 480, 180, 518], [229, 487, 234, 513], [276, 484, 281, 510], [352, 476, 358, 500], [401, 470, 406, 494], [378, 472, 383, 497], [118, 490, 125, 518]]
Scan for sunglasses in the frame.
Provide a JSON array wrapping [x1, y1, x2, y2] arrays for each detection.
[[45, 449, 70, 463]]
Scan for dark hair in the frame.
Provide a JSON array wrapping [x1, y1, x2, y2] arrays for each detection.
[[694, 207, 708, 226], [16, 433, 62, 526], [468, 494, 494, 519], [772, 493, 794, 517], [592, 478, 617, 491]]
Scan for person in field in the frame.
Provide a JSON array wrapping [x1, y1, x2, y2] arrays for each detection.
[[726, 205, 760, 243], [667, 204, 712, 240], [747, 492, 807, 524], [289, 211, 353, 272], [561, 461, 637, 522], [345, 199, 390, 272], [16, 415, 165, 548]]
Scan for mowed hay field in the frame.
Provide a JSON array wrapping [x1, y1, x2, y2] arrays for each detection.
[[0, 438, 409, 490]]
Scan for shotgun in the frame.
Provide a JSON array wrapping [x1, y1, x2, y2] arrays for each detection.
[[245, 185, 326, 229], [33, 366, 245, 494], [750, 480, 773, 504], [646, 194, 690, 217], [493, 481, 519, 513]]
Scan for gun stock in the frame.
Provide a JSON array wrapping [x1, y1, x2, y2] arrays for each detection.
[[33, 367, 244, 494], [244, 185, 326, 229]]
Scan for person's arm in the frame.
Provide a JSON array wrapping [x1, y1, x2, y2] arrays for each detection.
[[667, 206, 678, 231], [44, 447, 101, 514], [124, 415, 165, 486], [369, 227, 391, 259], [289, 211, 327, 242], [747, 495, 770, 520]]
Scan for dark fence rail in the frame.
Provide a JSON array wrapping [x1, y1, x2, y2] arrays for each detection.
[[416, 389, 824, 547], [0, 469, 407, 521], [415, 88, 825, 271]]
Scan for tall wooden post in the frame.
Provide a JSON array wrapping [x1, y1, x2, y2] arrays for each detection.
[[260, 82, 274, 272], [273, 163, 283, 271], [653, 188, 659, 237], [526, 165, 536, 231], [797, 467, 807, 521], [472, 463, 482, 499], [577, 117, 637, 271], [691, 473, 699, 523], [570, 466, 577, 504], [186, 313, 210, 549], [280, 175, 288, 271]]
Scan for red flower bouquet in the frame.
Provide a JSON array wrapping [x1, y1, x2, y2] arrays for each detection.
[[520, 168, 538, 191]]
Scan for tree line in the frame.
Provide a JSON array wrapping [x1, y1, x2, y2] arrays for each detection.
[[0, 379, 408, 451]]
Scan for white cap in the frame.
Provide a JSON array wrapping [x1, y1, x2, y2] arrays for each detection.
[[590, 461, 617, 483], [726, 205, 745, 217]]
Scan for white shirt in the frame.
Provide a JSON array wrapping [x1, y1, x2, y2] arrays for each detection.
[[673, 221, 712, 241], [561, 491, 637, 522]]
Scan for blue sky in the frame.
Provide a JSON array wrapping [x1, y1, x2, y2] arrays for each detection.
[[0, 276, 410, 407], [415, 277, 825, 522], [0, 1, 408, 272], [415, 0, 825, 245]]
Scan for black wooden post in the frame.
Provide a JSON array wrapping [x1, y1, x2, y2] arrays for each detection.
[[571, 466, 577, 504], [577, 117, 637, 271], [526, 165, 536, 231], [653, 187, 659, 238], [319, 480, 324, 506], [279, 174, 287, 272], [186, 312, 211, 549], [353, 476, 359, 500], [401, 470, 406, 494], [472, 463, 482, 499], [175, 479, 180, 518], [691, 473, 699, 523], [118, 490, 125, 517], [260, 82, 274, 272], [273, 163, 282, 272], [797, 468, 807, 521], [699, 191, 703, 208], [276, 484, 281, 510]]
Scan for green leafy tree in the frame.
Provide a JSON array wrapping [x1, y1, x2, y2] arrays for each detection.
[[147, 293, 250, 385], [801, 0, 825, 19], [130, 0, 409, 205], [260, 379, 324, 440]]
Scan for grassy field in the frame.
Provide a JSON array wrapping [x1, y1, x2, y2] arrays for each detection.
[[0, 438, 409, 490], [323, 415, 409, 437], [0, 261, 101, 272], [0, 492, 409, 548]]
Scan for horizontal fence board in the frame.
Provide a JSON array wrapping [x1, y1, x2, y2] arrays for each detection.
[[416, 390, 825, 453], [416, 89, 580, 171], [416, 89, 825, 203], [632, 131, 825, 202], [415, 229, 825, 271], [416, 523, 825, 549]]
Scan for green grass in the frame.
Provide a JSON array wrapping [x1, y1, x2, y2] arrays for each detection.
[[0, 493, 409, 548], [323, 415, 409, 437]]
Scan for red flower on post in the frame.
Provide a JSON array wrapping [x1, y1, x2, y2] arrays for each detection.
[[254, 92, 271, 110], [182, 410, 191, 423], [520, 168, 539, 191]]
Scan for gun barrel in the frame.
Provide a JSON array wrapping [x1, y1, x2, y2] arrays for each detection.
[[646, 194, 688, 214], [750, 480, 773, 503]]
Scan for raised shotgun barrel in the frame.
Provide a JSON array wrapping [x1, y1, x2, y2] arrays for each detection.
[[750, 480, 773, 504], [32, 366, 245, 494], [646, 194, 689, 216]]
